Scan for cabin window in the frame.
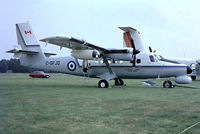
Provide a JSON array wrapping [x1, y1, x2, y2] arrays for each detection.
[[137, 59, 141, 64], [149, 55, 155, 62], [119, 61, 124, 64]]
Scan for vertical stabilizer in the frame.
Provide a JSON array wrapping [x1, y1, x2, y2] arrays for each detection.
[[119, 27, 146, 52], [15, 22, 45, 67], [16, 22, 40, 49]]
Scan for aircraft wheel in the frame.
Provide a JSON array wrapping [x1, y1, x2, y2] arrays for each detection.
[[191, 76, 196, 81], [163, 80, 173, 88], [45, 75, 50, 78], [98, 80, 109, 88], [115, 78, 124, 86]]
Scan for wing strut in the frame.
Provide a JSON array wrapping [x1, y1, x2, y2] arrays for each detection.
[[97, 56, 117, 81]]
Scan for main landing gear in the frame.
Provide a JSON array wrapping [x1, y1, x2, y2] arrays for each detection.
[[98, 78, 124, 88], [98, 80, 109, 88], [191, 76, 196, 81], [114, 78, 124, 86]]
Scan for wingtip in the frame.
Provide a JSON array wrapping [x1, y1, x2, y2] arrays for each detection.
[[118, 27, 137, 32]]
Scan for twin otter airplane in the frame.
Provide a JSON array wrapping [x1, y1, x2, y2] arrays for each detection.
[[7, 22, 192, 88]]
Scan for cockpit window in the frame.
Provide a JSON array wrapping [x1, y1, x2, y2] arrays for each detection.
[[153, 54, 161, 60], [149, 55, 155, 62]]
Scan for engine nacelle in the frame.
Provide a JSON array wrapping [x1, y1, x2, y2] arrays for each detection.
[[175, 75, 192, 84], [106, 53, 133, 61], [196, 59, 200, 64], [105, 49, 140, 61], [71, 50, 100, 60]]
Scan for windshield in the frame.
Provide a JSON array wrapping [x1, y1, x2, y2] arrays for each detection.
[[153, 54, 162, 60], [34, 71, 44, 74], [149, 55, 159, 62]]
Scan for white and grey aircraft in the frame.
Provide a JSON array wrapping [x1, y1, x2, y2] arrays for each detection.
[[7, 22, 193, 88], [147, 46, 200, 81]]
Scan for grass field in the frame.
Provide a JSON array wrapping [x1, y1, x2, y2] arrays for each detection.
[[0, 73, 200, 134]]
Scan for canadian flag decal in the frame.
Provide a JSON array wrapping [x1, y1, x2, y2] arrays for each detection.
[[24, 31, 32, 34]]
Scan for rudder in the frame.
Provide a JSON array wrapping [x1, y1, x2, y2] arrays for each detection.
[[119, 27, 146, 52]]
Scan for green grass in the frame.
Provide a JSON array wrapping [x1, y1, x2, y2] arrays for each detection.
[[0, 73, 200, 134]]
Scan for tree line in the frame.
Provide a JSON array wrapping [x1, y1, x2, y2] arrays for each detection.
[[0, 59, 33, 73]]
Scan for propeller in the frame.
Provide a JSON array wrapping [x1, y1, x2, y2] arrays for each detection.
[[133, 49, 140, 55], [131, 49, 140, 67], [149, 46, 156, 53]]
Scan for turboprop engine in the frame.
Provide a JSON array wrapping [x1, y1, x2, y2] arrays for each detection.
[[196, 59, 200, 64], [175, 75, 192, 84], [71, 50, 100, 60], [105, 49, 140, 61]]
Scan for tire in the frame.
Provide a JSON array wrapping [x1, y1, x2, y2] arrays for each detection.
[[45, 75, 50, 78], [115, 78, 124, 86], [191, 76, 196, 81], [163, 80, 173, 88], [98, 80, 109, 88]]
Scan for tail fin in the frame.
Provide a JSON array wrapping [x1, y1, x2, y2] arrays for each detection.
[[7, 22, 56, 58], [16, 22, 42, 50], [11, 22, 45, 67], [119, 27, 146, 52]]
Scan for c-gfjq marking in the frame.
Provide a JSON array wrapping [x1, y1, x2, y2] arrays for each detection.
[[67, 61, 76, 71]]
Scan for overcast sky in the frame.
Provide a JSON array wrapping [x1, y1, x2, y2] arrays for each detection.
[[1, 0, 200, 60]]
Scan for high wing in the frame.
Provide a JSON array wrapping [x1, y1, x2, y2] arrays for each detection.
[[40, 36, 137, 54]]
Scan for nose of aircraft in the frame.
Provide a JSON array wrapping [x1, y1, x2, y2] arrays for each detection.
[[187, 66, 192, 74]]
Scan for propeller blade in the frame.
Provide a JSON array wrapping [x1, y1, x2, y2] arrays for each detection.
[[133, 50, 140, 55], [149, 46, 152, 53]]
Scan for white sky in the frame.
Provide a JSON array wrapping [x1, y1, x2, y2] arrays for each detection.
[[1, 0, 200, 59]]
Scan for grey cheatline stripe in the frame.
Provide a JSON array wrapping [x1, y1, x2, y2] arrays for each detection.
[[89, 65, 186, 68], [16, 24, 40, 47]]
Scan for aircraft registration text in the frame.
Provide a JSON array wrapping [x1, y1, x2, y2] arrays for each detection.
[[46, 61, 60, 66]]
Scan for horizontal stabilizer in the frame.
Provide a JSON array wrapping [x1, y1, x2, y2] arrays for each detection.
[[6, 49, 39, 55], [7, 49, 56, 58]]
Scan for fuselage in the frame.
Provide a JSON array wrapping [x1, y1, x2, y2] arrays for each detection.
[[23, 52, 189, 79]]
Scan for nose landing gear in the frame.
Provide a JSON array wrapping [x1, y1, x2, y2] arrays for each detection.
[[163, 80, 173, 88]]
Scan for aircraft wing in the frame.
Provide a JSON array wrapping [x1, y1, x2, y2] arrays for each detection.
[[40, 36, 131, 54]]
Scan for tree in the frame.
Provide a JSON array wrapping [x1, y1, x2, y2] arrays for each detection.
[[0, 59, 32, 73], [0, 59, 8, 73], [7, 59, 32, 73]]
